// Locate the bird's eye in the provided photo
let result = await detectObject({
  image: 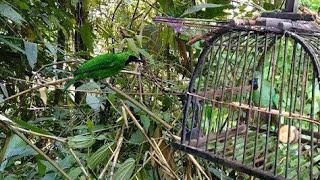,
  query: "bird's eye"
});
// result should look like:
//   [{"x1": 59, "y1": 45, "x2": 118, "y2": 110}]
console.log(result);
[{"x1": 253, "y1": 78, "x2": 259, "y2": 90}]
